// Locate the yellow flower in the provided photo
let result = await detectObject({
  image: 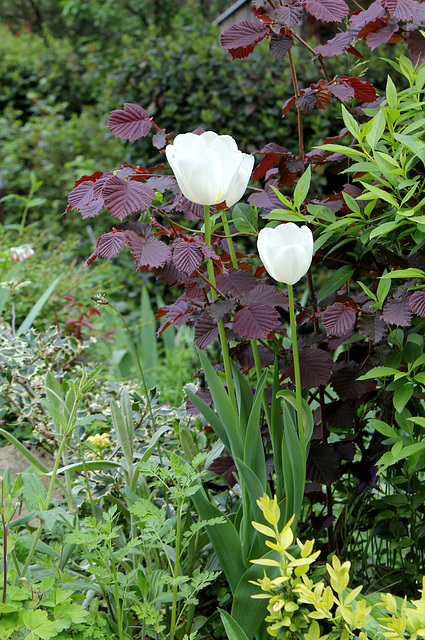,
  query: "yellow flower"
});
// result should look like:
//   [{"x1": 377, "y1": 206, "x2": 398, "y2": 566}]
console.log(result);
[{"x1": 87, "y1": 433, "x2": 112, "y2": 449}]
